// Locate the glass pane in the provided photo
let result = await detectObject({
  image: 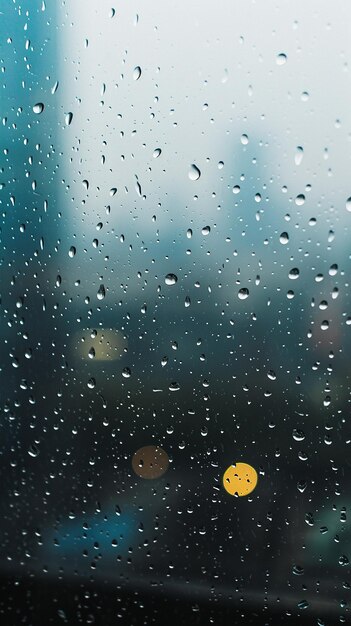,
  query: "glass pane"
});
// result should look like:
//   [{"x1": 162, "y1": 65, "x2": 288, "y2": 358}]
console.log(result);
[{"x1": 1, "y1": 1, "x2": 351, "y2": 623}]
